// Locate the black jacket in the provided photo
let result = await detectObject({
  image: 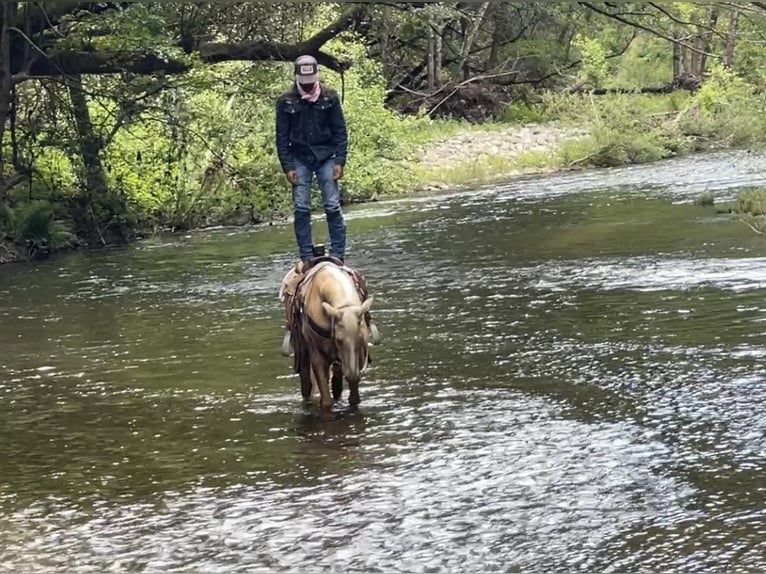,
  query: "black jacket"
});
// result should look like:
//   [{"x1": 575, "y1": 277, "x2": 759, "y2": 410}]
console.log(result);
[{"x1": 275, "y1": 83, "x2": 348, "y2": 172}]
